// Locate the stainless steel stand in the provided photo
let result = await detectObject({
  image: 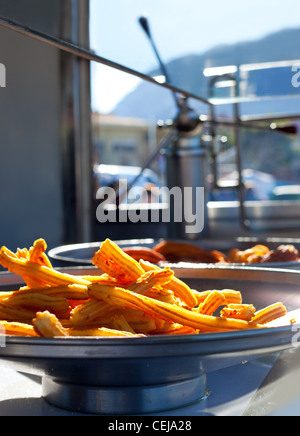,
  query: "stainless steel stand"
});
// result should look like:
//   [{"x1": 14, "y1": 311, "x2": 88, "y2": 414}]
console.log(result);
[{"x1": 42, "y1": 374, "x2": 207, "y2": 415}]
